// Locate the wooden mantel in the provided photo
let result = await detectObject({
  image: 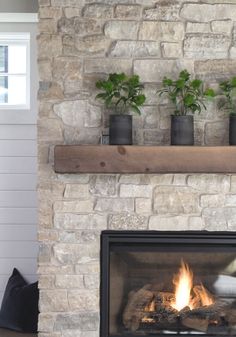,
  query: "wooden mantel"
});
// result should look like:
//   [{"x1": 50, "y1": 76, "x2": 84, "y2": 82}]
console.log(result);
[{"x1": 54, "y1": 145, "x2": 236, "y2": 174}]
